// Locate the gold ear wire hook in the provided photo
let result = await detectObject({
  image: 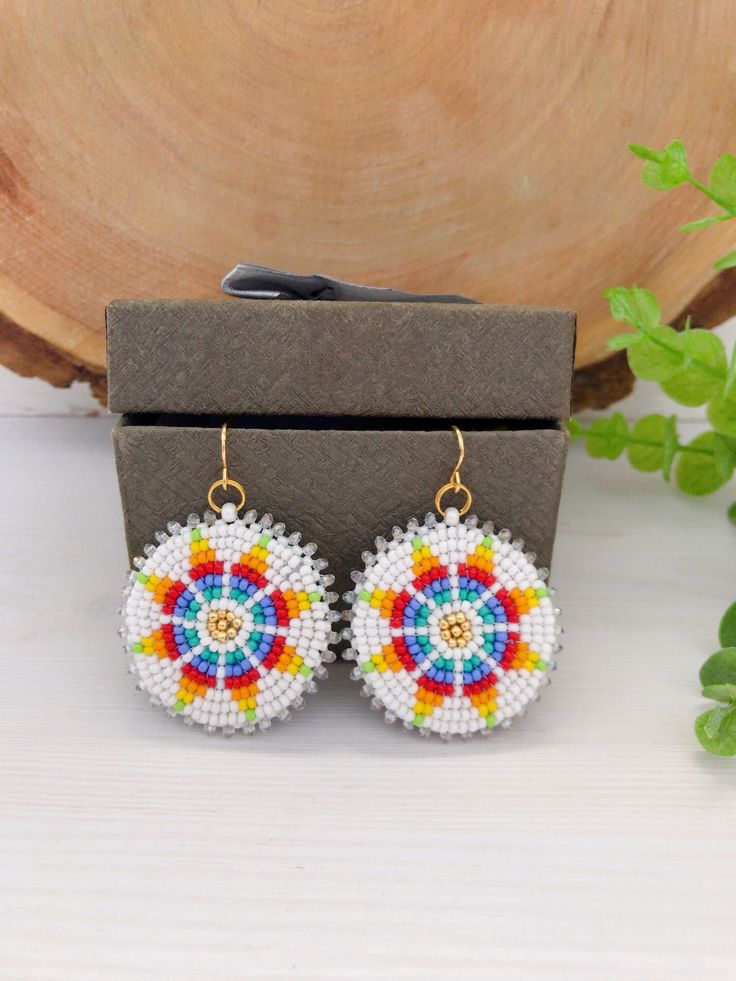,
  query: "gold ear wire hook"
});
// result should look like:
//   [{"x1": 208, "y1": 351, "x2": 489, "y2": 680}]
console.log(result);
[
  {"x1": 434, "y1": 425, "x2": 473, "y2": 517},
  {"x1": 208, "y1": 422, "x2": 246, "y2": 514},
  {"x1": 221, "y1": 420, "x2": 229, "y2": 486},
  {"x1": 450, "y1": 424, "x2": 464, "y2": 489}
]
